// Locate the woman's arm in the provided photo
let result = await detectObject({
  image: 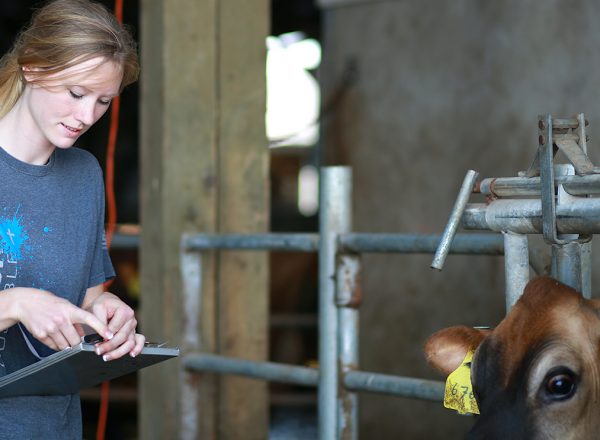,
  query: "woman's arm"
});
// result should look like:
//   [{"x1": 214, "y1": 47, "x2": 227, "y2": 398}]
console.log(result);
[{"x1": 82, "y1": 284, "x2": 145, "y2": 360}]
